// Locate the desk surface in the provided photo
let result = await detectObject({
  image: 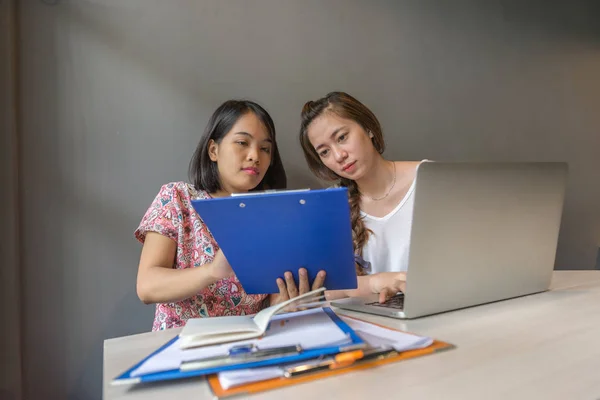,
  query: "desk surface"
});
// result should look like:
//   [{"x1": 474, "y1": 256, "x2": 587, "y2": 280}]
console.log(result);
[{"x1": 104, "y1": 271, "x2": 600, "y2": 400}]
